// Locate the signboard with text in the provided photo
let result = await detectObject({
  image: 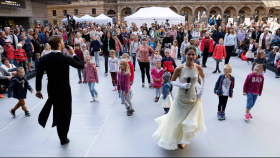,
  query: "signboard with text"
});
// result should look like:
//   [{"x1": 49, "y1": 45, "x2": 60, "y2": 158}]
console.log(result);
[{"x1": 0, "y1": 0, "x2": 26, "y2": 8}]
